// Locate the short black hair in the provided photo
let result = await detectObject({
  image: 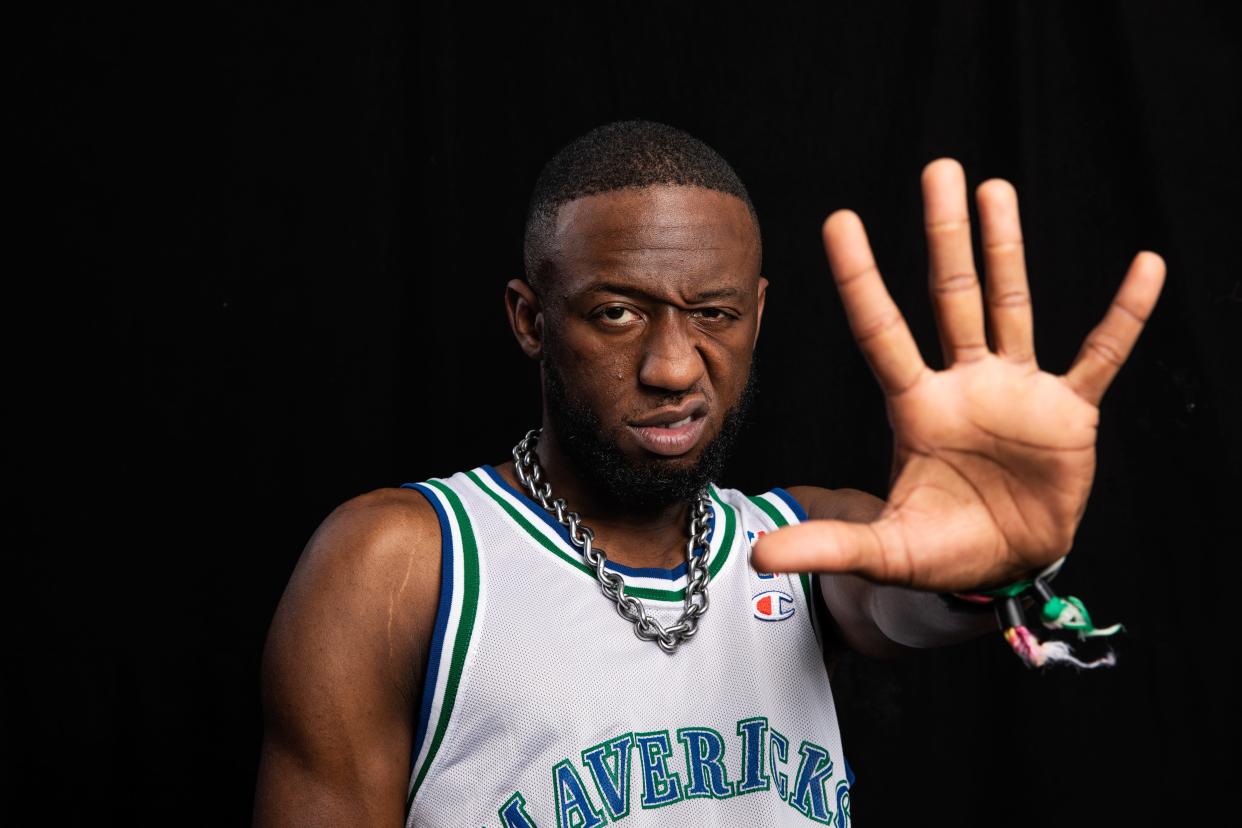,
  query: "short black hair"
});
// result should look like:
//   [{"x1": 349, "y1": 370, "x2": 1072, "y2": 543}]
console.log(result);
[{"x1": 523, "y1": 119, "x2": 761, "y2": 291}]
